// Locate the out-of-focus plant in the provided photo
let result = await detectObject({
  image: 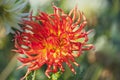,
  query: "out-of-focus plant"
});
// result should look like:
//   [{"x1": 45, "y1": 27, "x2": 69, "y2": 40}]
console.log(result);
[
  {"x1": 63, "y1": 0, "x2": 108, "y2": 26},
  {"x1": 0, "y1": 0, "x2": 28, "y2": 38},
  {"x1": 29, "y1": 0, "x2": 52, "y2": 16}
]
